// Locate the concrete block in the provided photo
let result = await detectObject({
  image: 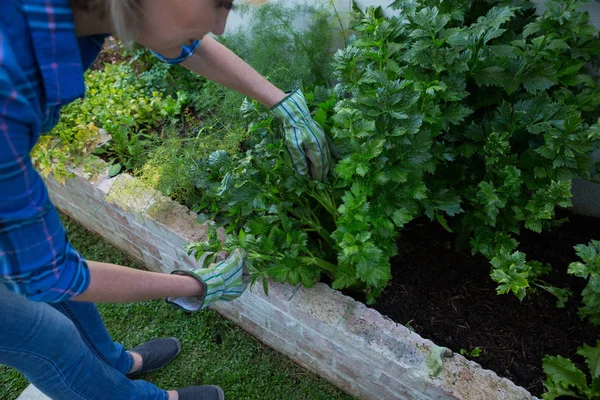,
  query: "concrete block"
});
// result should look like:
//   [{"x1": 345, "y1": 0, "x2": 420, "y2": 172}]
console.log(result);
[
  {"x1": 16, "y1": 385, "x2": 50, "y2": 400},
  {"x1": 47, "y1": 163, "x2": 539, "y2": 400},
  {"x1": 290, "y1": 283, "x2": 355, "y2": 328}
]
